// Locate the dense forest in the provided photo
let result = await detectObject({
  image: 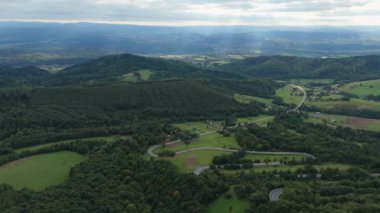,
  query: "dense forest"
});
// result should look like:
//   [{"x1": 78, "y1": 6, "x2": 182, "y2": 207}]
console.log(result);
[{"x1": 0, "y1": 52, "x2": 379, "y2": 212}]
